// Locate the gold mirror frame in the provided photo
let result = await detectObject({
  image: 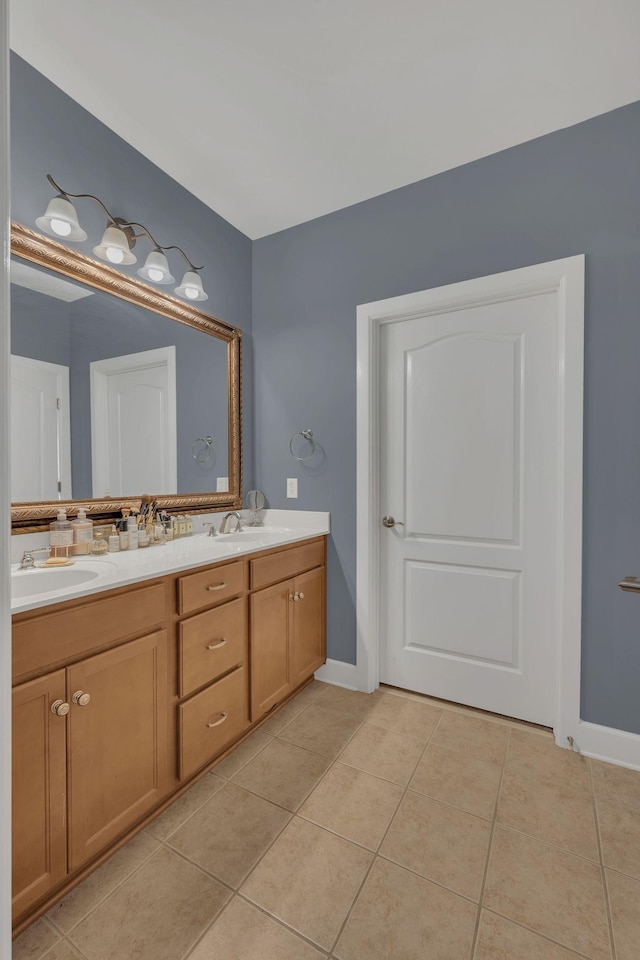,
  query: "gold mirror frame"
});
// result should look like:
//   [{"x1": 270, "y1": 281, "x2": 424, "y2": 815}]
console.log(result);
[{"x1": 10, "y1": 222, "x2": 242, "y2": 533}]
